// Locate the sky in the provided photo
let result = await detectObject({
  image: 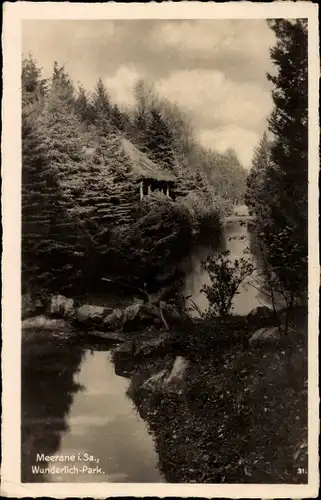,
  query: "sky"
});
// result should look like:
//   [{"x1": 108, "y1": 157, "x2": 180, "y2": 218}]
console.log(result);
[{"x1": 22, "y1": 19, "x2": 276, "y2": 169}]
